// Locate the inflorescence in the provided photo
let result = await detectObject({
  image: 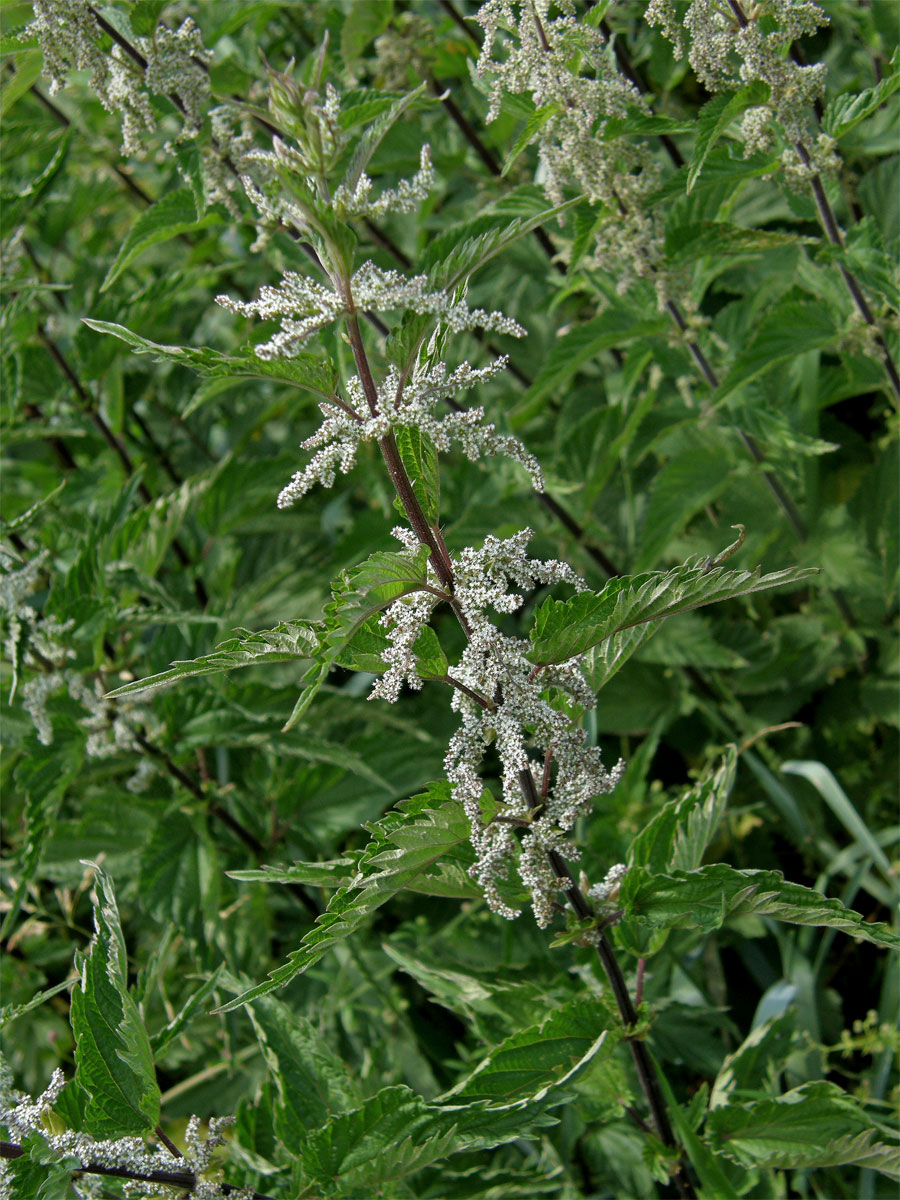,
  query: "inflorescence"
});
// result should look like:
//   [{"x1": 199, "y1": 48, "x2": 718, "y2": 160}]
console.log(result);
[
  {"x1": 646, "y1": 0, "x2": 835, "y2": 183},
  {"x1": 26, "y1": 0, "x2": 212, "y2": 156},
  {"x1": 375, "y1": 528, "x2": 624, "y2": 927},
  {"x1": 475, "y1": 0, "x2": 664, "y2": 295},
  {"x1": 0, "y1": 1060, "x2": 251, "y2": 1200}
]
